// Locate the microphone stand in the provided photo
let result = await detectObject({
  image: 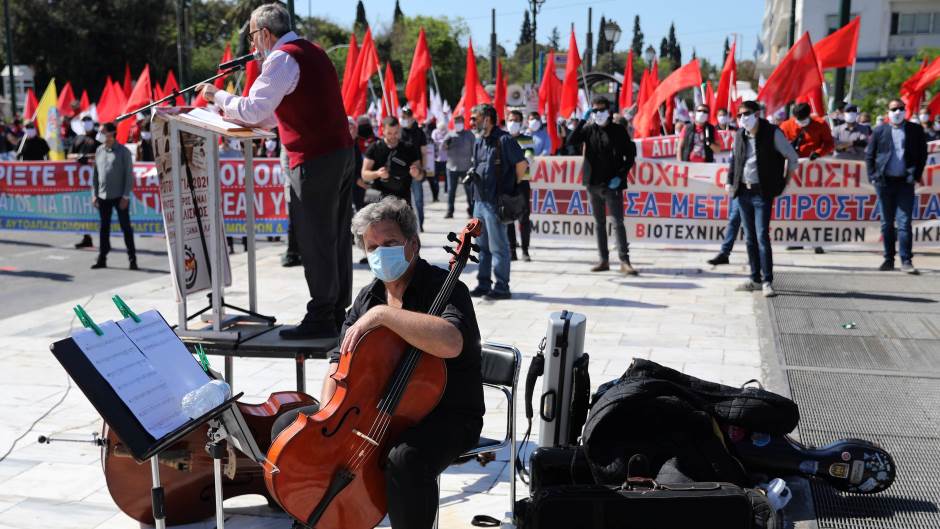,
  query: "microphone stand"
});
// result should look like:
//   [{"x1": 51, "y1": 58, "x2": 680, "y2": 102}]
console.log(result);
[{"x1": 115, "y1": 63, "x2": 247, "y2": 123}]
